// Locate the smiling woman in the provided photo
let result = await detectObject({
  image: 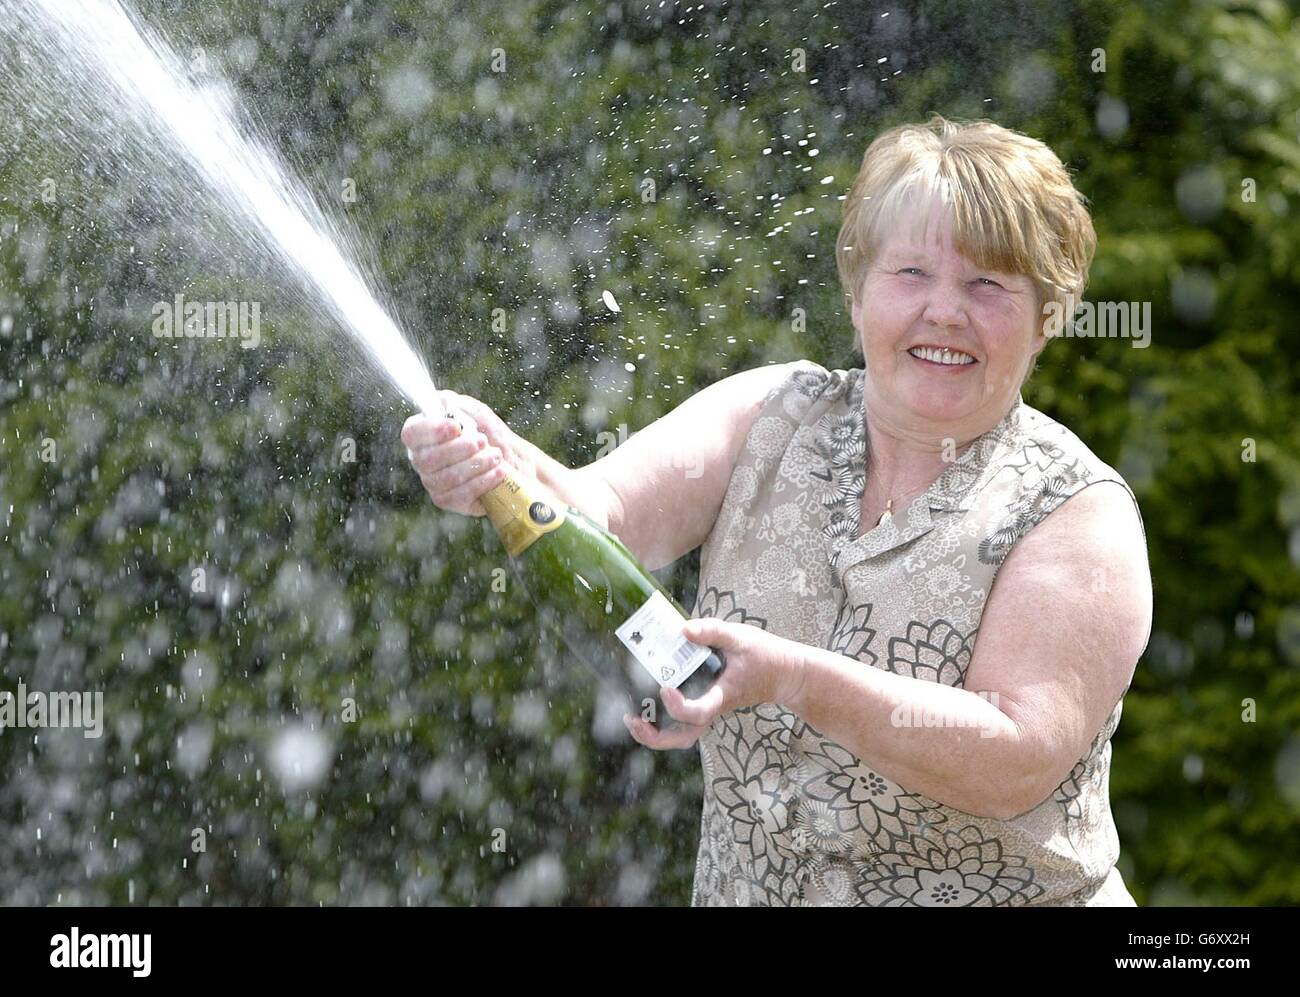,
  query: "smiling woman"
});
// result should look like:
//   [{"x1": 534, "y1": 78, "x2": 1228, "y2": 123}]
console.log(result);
[
  {"x1": 403, "y1": 114, "x2": 1152, "y2": 907},
  {"x1": 666, "y1": 116, "x2": 1150, "y2": 906}
]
